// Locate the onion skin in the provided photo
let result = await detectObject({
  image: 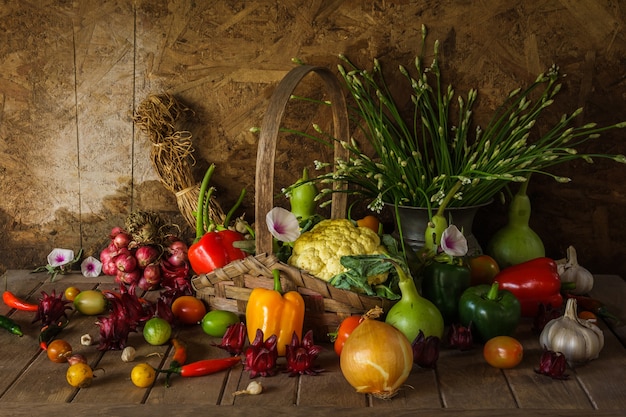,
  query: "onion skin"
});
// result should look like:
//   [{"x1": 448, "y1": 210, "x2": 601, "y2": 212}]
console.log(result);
[{"x1": 340, "y1": 318, "x2": 413, "y2": 399}]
